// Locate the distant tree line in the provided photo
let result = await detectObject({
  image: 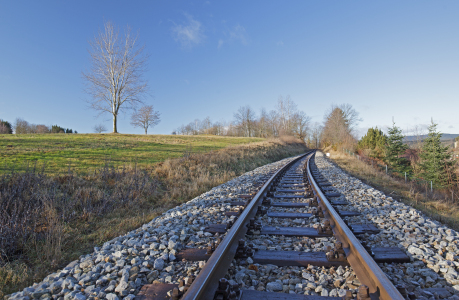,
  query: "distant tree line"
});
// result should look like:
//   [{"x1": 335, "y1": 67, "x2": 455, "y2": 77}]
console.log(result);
[
  {"x1": 174, "y1": 95, "x2": 313, "y2": 143},
  {"x1": 0, "y1": 118, "x2": 76, "y2": 134}
]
